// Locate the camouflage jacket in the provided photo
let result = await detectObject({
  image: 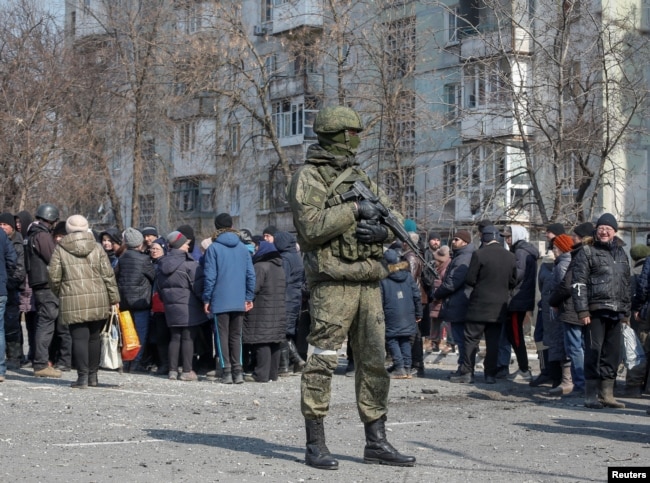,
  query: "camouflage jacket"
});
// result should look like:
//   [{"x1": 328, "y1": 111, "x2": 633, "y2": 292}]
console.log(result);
[{"x1": 287, "y1": 144, "x2": 395, "y2": 285}]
